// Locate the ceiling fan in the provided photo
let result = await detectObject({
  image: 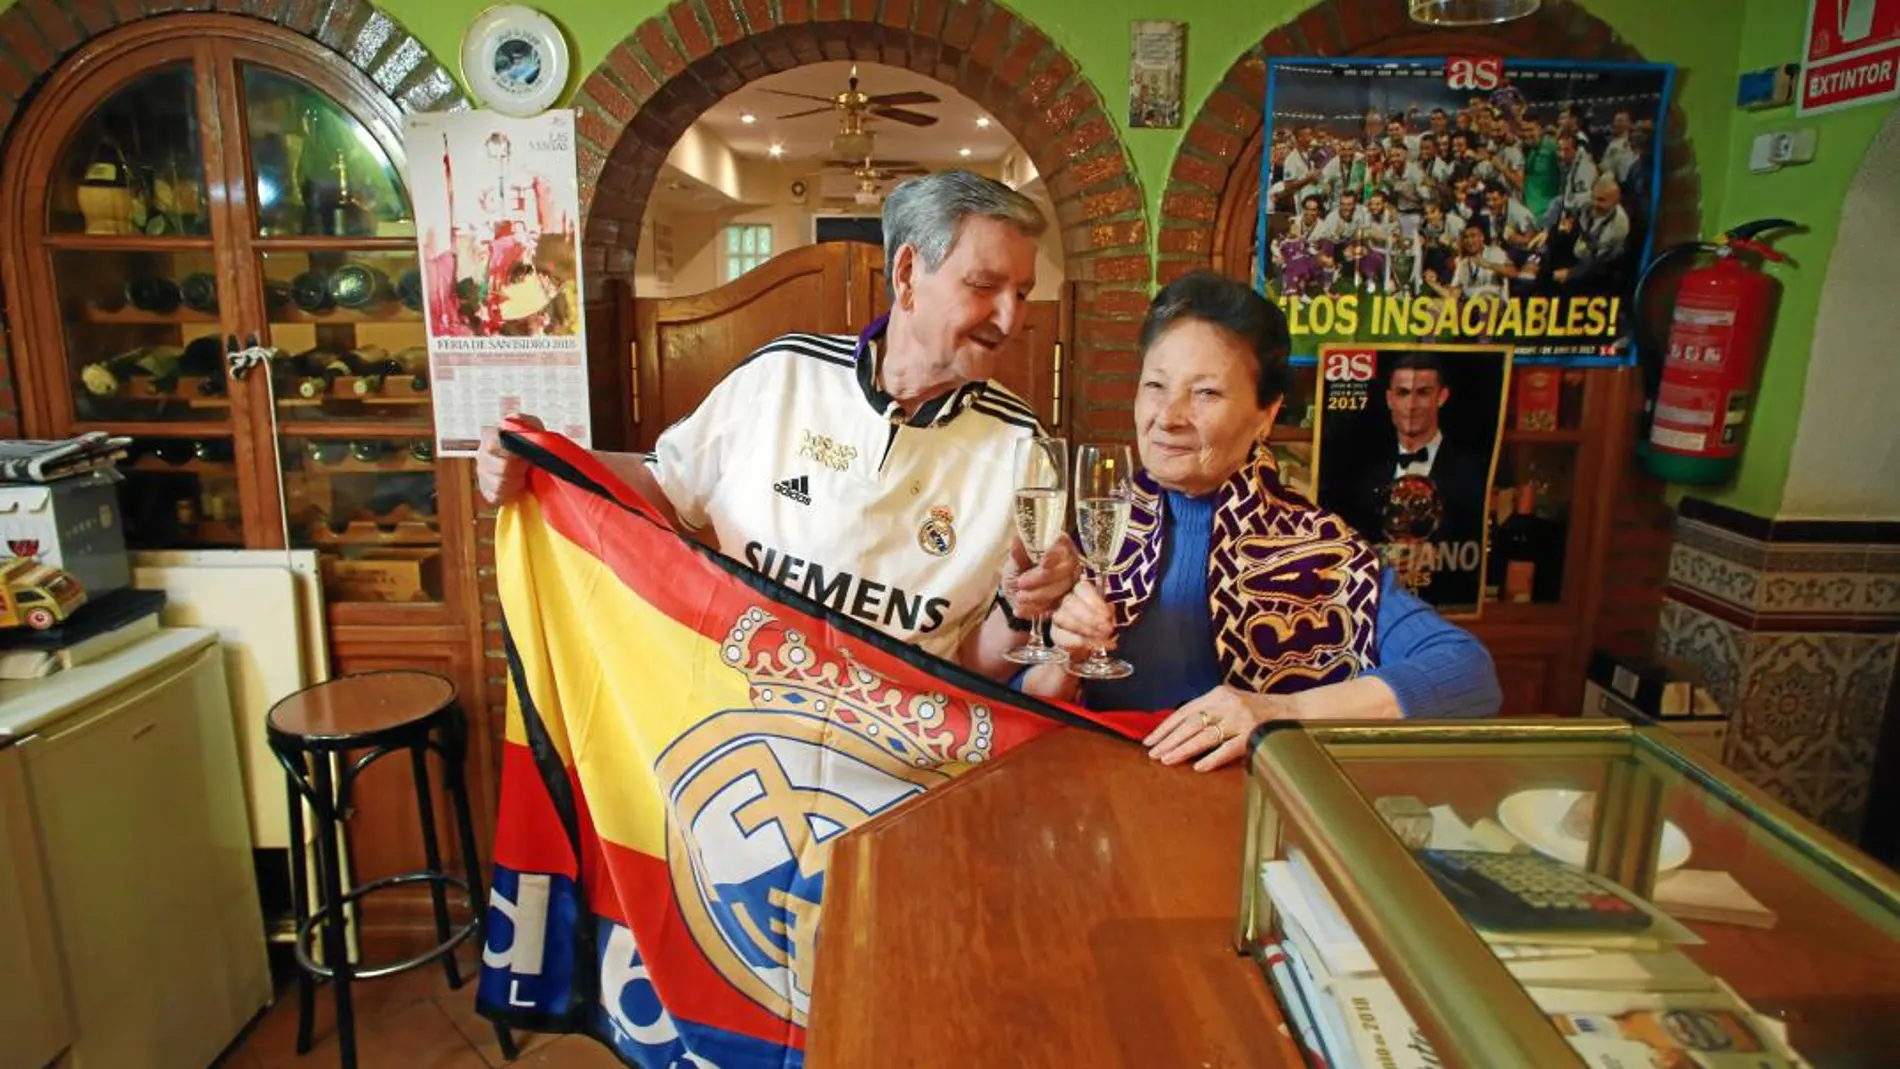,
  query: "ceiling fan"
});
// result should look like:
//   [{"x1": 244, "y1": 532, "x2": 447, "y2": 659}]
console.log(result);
[
  {"x1": 822, "y1": 156, "x2": 928, "y2": 205},
  {"x1": 765, "y1": 65, "x2": 940, "y2": 159}
]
